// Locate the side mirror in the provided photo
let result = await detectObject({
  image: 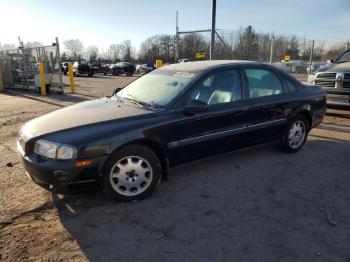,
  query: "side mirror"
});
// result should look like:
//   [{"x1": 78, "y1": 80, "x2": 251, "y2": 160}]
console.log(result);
[
  {"x1": 183, "y1": 100, "x2": 208, "y2": 114},
  {"x1": 113, "y1": 87, "x2": 122, "y2": 95}
]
